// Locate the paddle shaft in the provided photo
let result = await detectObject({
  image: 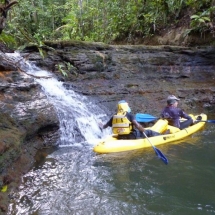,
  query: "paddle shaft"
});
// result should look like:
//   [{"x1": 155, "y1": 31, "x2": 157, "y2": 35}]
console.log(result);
[
  {"x1": 196, "y1": 120, "x2": 215, "y2": 123},
  {"x1": 143, "y1": 132, "x2": 155, "y2": 149},
  {"x1": 143, "y1": 132, "x2": 168, "y2": 165},
  {"x1": 137, "y1": 113, "x2": 214, "y2": 124}
]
